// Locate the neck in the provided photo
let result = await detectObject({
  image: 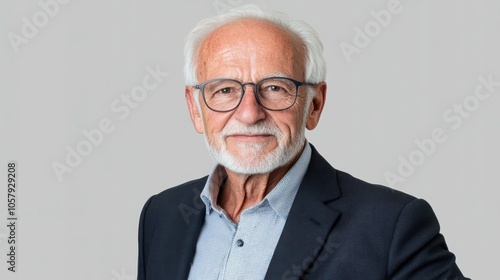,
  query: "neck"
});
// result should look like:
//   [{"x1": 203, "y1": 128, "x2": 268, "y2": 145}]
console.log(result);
[{"x1": 217, "y1": 144, "x2": 304, "y2": 223}]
